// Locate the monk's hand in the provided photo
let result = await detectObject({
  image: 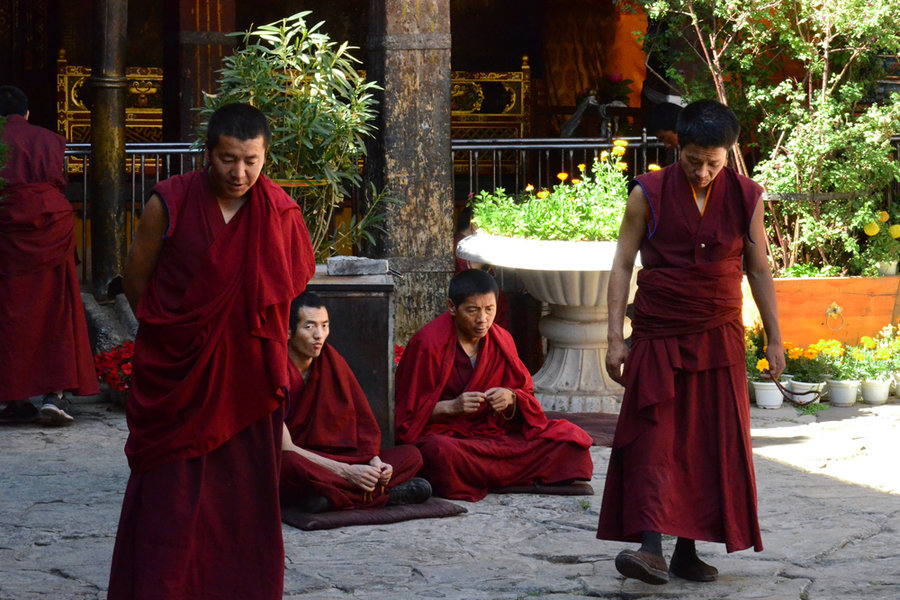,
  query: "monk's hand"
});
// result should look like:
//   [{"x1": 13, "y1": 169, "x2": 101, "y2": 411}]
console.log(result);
[
  {"x1": 370, "y1": 456, "x2": 393, "y2": 486},
  {"x1": 764, "y1": 340, "x2": 786, "y2": 381},
  {"x1": 605, "y1": 338, "x2": 629, "y2": 385},
  {"x1": 453, "y1": 391, "x2": 486, "y2": 416},
  {"x1": 341, "y1": 464, "x2": 381, "y2": 492},
  {"x1": 485, "y1": 387, "x2": 514, "y2": 413}
]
